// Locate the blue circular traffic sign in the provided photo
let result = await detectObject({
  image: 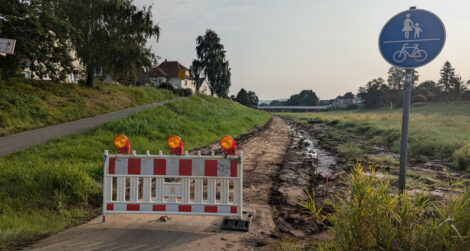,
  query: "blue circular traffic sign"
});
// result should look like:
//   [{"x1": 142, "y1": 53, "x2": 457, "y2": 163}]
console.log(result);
[{"x1": 379, "y1": 8, "x2": 445, "y2": 69}]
